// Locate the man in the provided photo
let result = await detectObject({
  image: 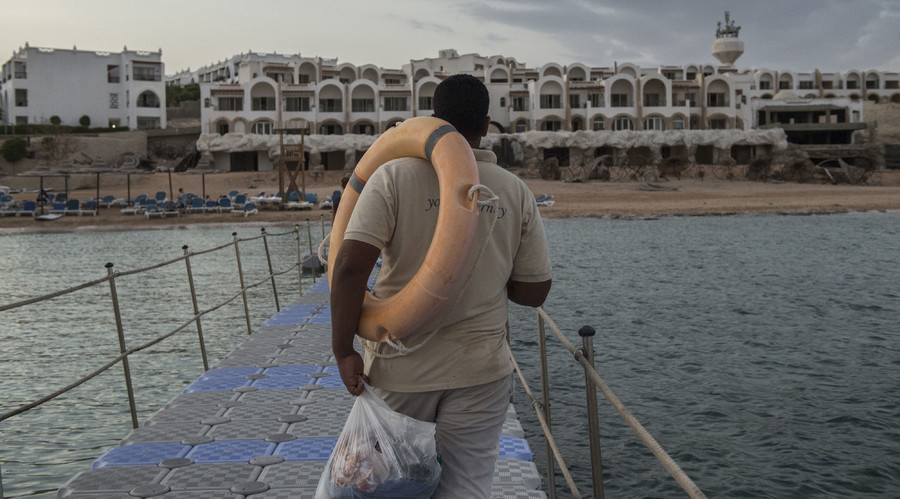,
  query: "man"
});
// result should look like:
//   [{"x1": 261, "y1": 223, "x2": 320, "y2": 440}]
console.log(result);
[{"x1": 330, "y1": 74, "x2": 551, "y2": 498}]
